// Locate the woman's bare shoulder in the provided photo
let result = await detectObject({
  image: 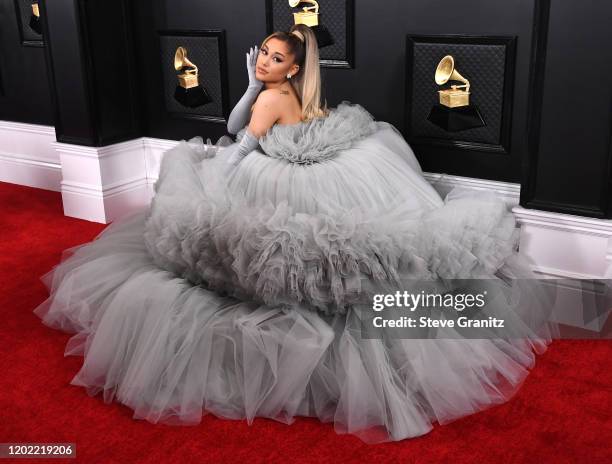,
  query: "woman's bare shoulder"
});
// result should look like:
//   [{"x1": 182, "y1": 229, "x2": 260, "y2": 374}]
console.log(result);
[
  {"x1": 250, "y1": 88, "x2": 282, "y2": 113},
  {"x1": 251, "y1": 89, "x2": 284, "y2": 115},
  {"x1": 256, "y1": 88, "x2": 289, "y2": 106},
  {"x1": 254, "y1": 88, "x2": 301, "y2": 124}
]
